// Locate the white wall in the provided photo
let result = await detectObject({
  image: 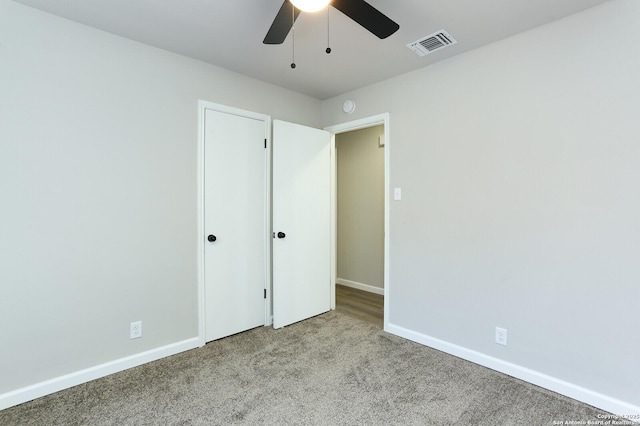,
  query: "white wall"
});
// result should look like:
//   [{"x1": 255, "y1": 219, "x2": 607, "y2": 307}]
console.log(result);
[
  {"x1": 324, "y1": 0, "x2": 639, "y2": 414},
  {"x1": 0, "y1": 0, "x2": 321, "y2": 404},
  {"x1": 336, "y1": 125, "x2": 385, "y2": 291}
]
